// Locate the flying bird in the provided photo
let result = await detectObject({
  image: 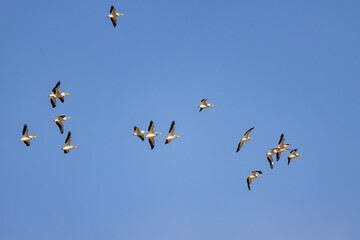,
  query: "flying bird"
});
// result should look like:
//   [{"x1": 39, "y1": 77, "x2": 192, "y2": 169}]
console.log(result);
[
  {"x1": 132, "y1": 126, "x2": 147, "y2": 141},
  {"x1": 53, "y1": 115, "x2": 71, "y2": 134},
  {"x1": 165, "y1": 121, "x2": 181, "y2": 144},
  {"x1": 266, "y1": 148, "x2": 279, "y2": 169},
  {"x1": 145, "y1": 121, "x2": 163, "y2": 149},
  {"x1": 48, "y1": 81, "x2": 70, "y2": 108},
  {"x1": 247, "y1": 170, "x2": 263, "y2": 191},
  {"x1": 198, "y1": 98, "x2": 215, "y2": 112},
  {"x1": 61, "y1": 131, "x2": 78, "y2": 154},
  {"x1": 236, "y1": 127, "x2": 254, "y2": 152},
  {"x1": 107, "y1": 5, "x2": 124, "y2": 27},
  {"x1": 287, "y1": 148, "x2": 303, "y2": 165},
  {"x1": 19, "y1": 124, "x2": 37, "y2": 146},
  {"x1": 276, "y1": 134, "x2": 291, "y2": 161}
]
